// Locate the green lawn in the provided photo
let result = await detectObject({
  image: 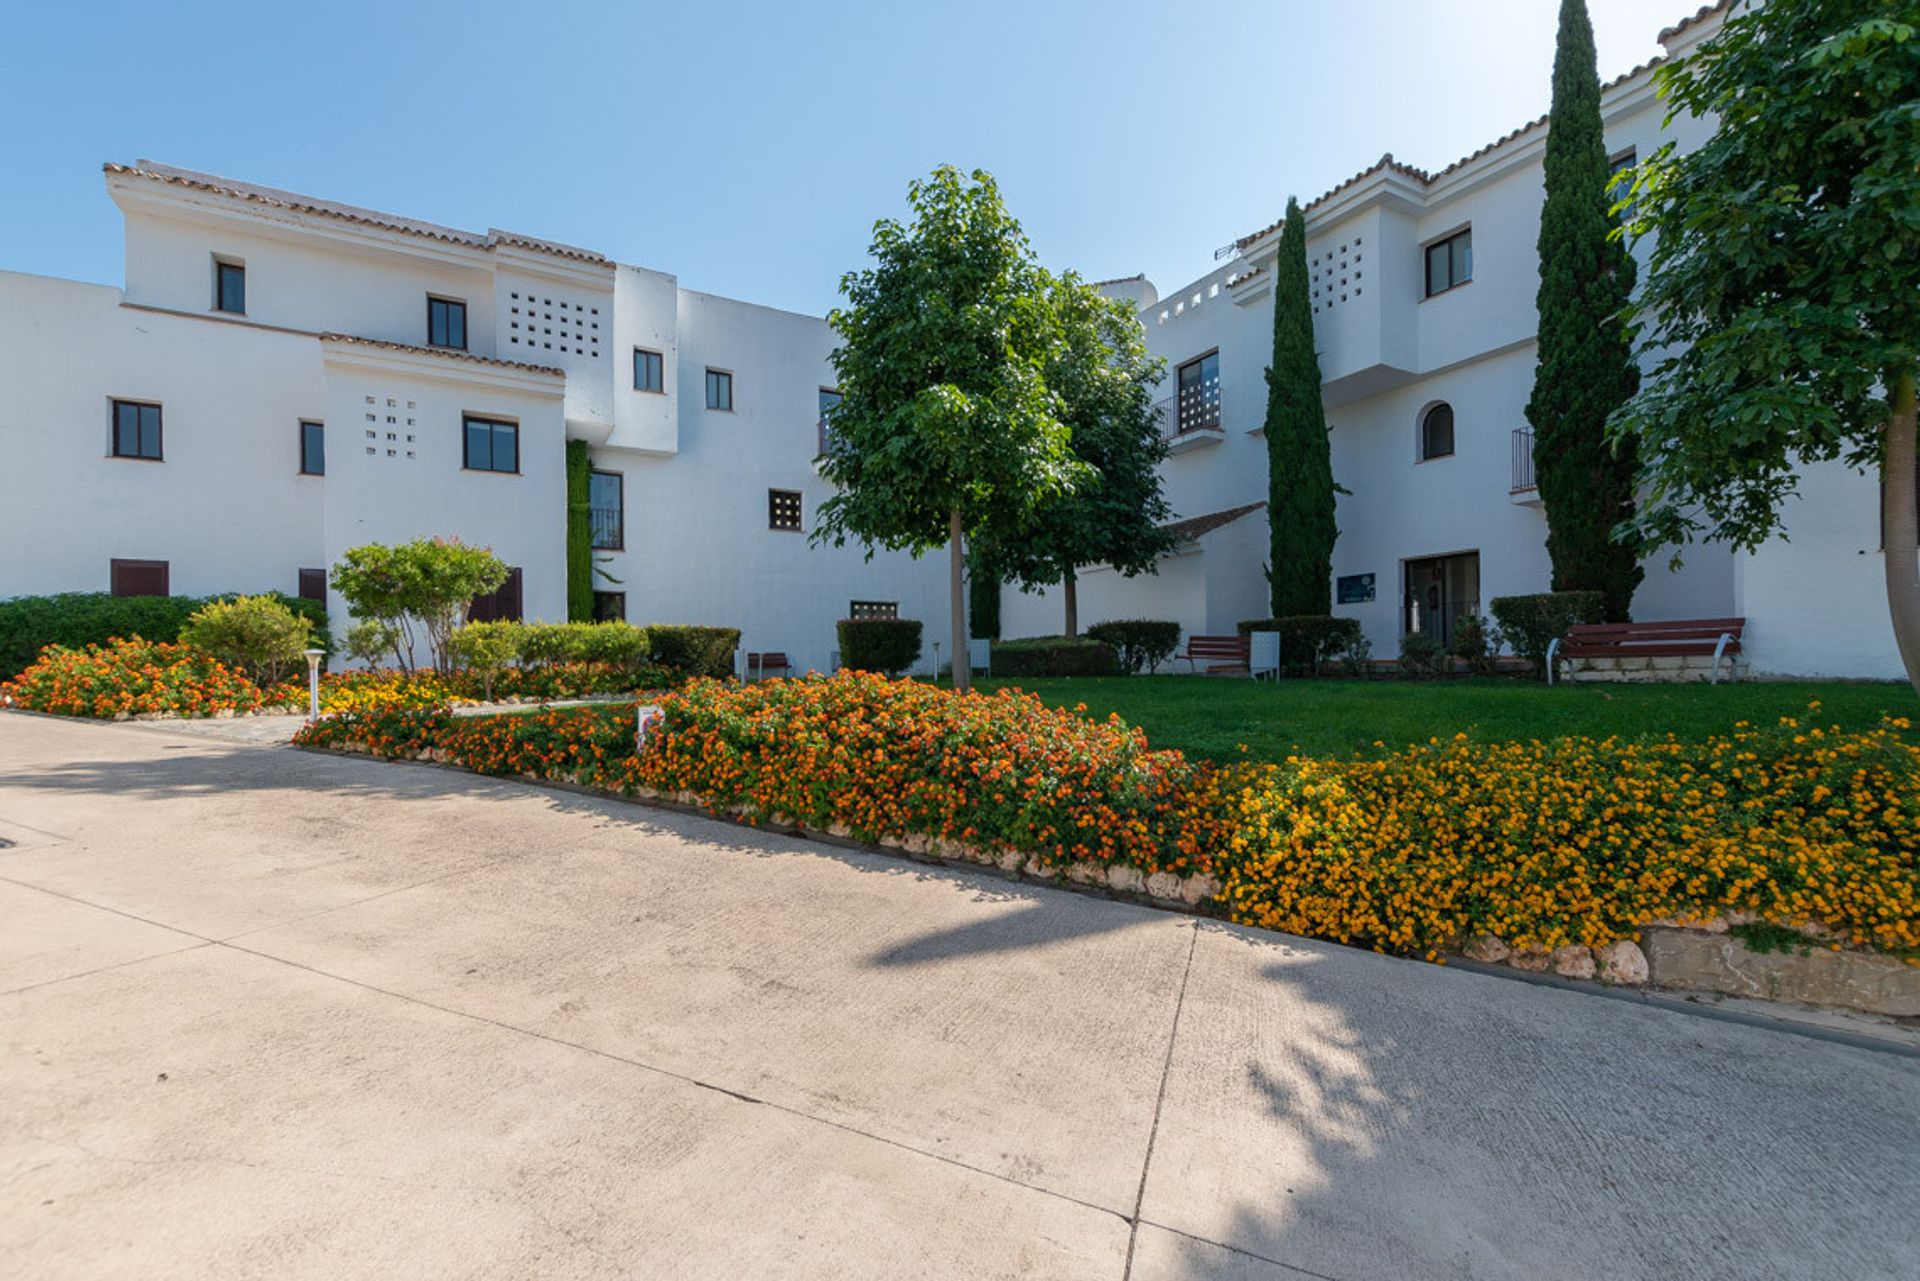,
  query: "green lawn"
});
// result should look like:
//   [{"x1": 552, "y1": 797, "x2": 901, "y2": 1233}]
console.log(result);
[{"x1": 970, "y1": 675, "x2": 1920, "y2": 762}]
